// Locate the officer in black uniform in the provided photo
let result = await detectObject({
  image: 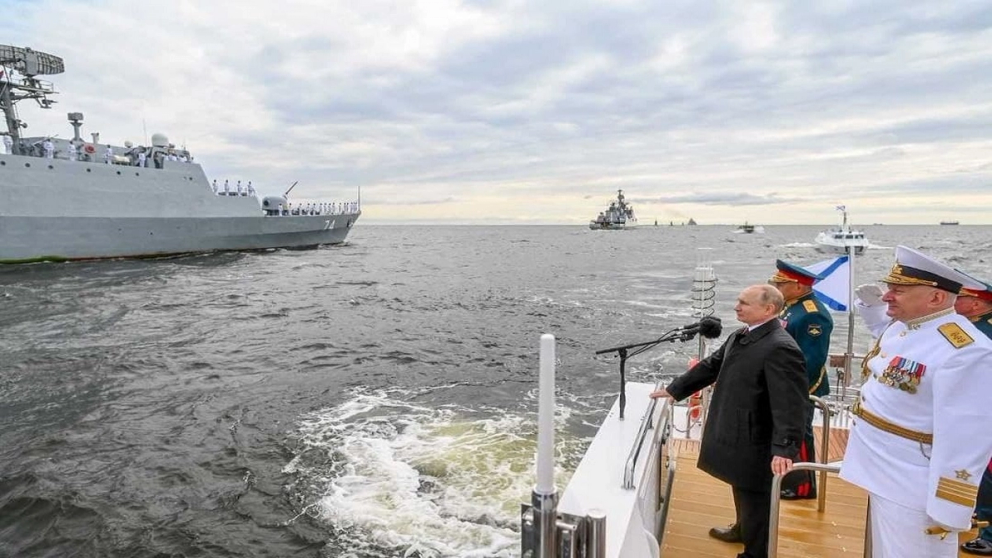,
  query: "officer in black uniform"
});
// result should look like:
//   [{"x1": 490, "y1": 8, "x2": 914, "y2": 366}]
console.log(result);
[
  {"x1": 959, "y1": 277, "x2": 992, "y2": 556},
  {"x1": 769, "y1": 259, "x2": 833, "y2": 500}
]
